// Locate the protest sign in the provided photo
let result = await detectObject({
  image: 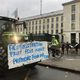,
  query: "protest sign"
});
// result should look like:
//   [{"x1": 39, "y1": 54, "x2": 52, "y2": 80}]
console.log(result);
[{"x1": 8, "y1": 41, "x2": 48, "y2": 69}]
